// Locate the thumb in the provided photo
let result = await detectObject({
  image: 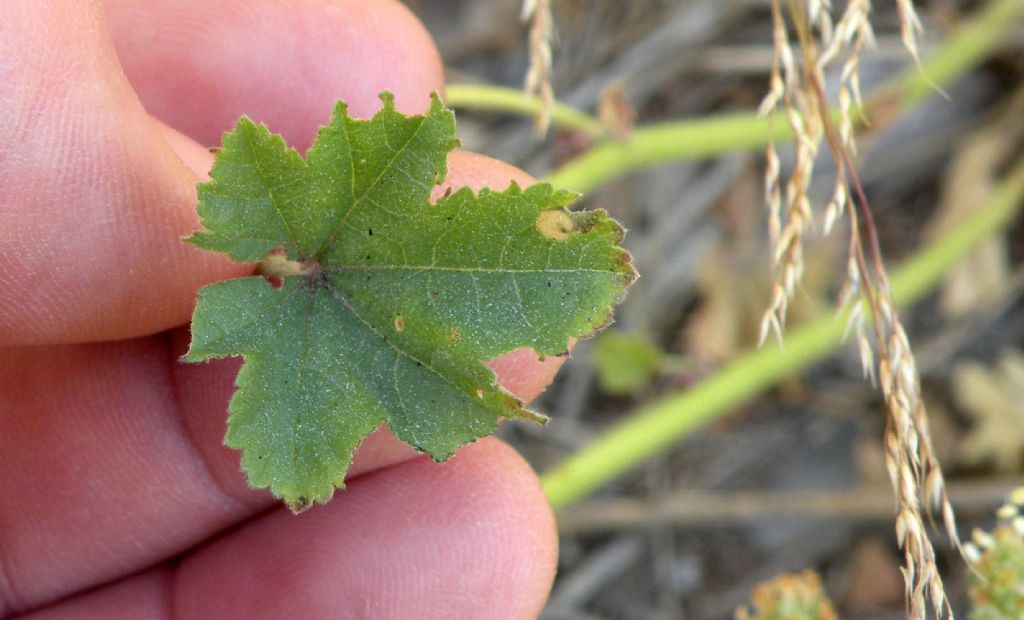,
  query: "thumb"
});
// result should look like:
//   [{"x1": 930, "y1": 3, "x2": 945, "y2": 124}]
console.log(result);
[{"x1": 0, "y1": 0, "x2": 245, "y2": 346}]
